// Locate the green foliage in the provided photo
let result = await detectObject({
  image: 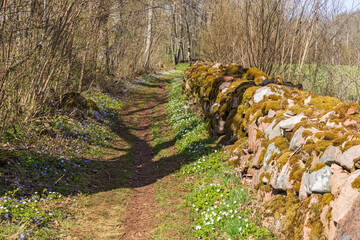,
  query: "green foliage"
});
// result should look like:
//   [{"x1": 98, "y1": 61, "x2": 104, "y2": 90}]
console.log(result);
[
  {"x1": 0, "y1": 91, "x2": 124, "y2": 238},
  {"x1": 164, "y1": 78, "x2": 276, "y2": 239}
]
